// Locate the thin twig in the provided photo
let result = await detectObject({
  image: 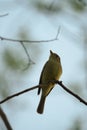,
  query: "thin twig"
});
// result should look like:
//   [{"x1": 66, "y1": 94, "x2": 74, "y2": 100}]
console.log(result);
[
  {"x1": 0, "y1": 13, "x2": 9, "y2": 17},
  {"x1": 0, "y1": 36, "x2": 57, "y2": 43},
  {"x1": 0, "y1": 30, "x2": 59, "y2": 70},
  {"x1": 0, "y1": 81, "x2": 87, "y2": 106},
  {"x1": 20, "y1": 41, "x2": 32, "y2": 63},
  {"x1": 20, "y1": 41, "x2": 35, "y2": 70},
  {"x1": 0, "y1": 85, "x2": 39, "y2": 104},
  {"x1": 56, "y1": 26, "x2": 61, "y2": 40},
  {"x1": 55, "y1": 80, "x2": 87, "y2": 105},
  {"x1": 0, "y1": 29, "x2": 59, "y2": 43},
  {"x1": 0, "y1": 107, "x2": 12, "y2": 130}
]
